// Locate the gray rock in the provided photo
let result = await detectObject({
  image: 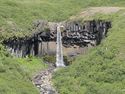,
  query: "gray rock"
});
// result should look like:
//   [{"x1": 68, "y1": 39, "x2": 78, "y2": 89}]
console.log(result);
[{"x1": 32, "y1": 65, "x2": 58, "y2": 94}]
